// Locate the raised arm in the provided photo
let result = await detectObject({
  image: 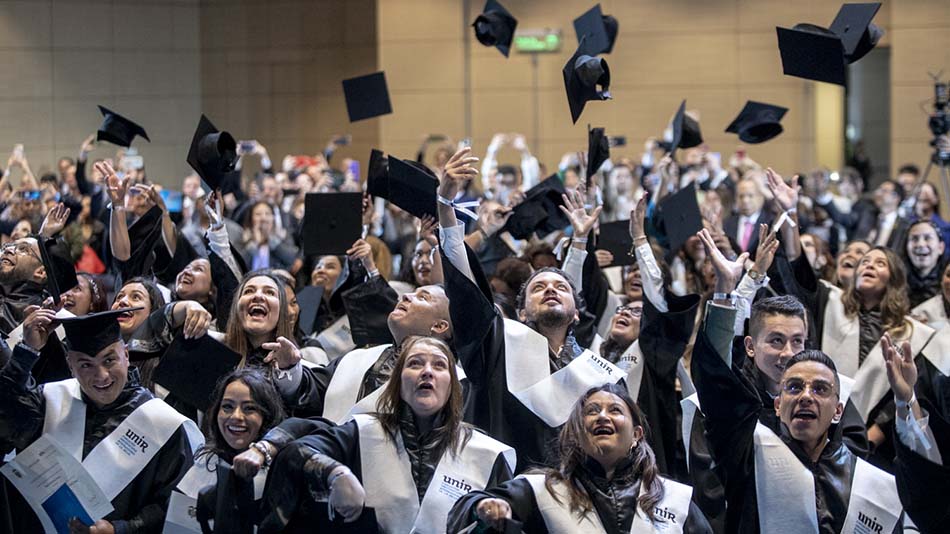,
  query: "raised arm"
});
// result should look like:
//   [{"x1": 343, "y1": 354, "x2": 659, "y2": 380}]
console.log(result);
[
  {"x1": 102, "y1": 160, "x2": 132, "y2": 262},
  {"x1": 558, "y1": 186, "x2": 601, "y2": 287},
  {"x1": 766, "y1": 167, "x2": 801, "y2": 261},
  {"x1": 437, "y1": 146, "x2": 480, "y2": 282}
]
